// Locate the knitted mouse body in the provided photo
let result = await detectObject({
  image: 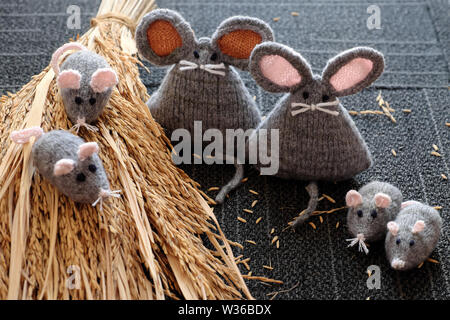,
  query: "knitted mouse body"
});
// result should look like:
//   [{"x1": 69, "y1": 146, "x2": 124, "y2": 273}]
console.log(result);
[
  {"x1": 51, "y1": 43, "x2": 118, "y2": 133},
  {"x1": 255, "y1": 93, "x2": 371, "y2": 181},
  {"x1": 136, "y1": 9, "x2": 274, "y2": 202},
  {"x1": 10, "y1": 127, "x2": 120, "y2": 207},
  {"x1": 249, "y1": 43, "x2": 385, "y2": 226},
  {"x1": 148, "y1": 51, "x2": 261, "y2": 138},
  {"x1": 386, "y1": 201, "x2": 442, "y2": 270}
]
